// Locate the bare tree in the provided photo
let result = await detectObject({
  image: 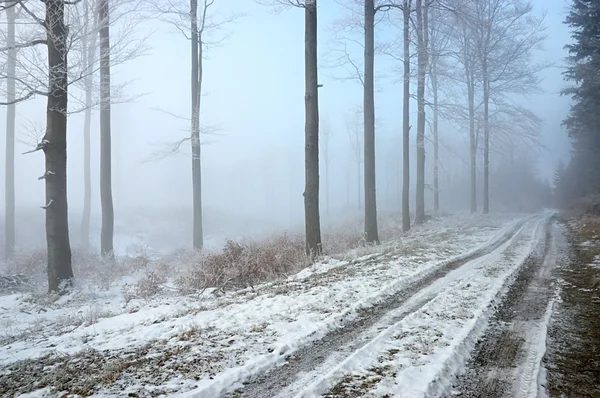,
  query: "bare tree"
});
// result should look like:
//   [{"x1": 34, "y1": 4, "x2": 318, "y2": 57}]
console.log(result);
[
  {"x1": 4, "y1": 1, "x2": 17, "y2": 260},
  {"x1": 149, "y1": 0, "x2": 239, "y2": 250},
  {"x1": 414, "y1": 0, "x2": 431, "y2": 224},
  {"x1": 427, "y1": 5, "x2": 451, "y2": 213},
  {"x1": 470, "y1": 0, "x2": 546, "y2": 213},
  {"x1": 402, "y1": 0, "x2": 411, "y2": 231},
  {"x1": 257, "y1": 0, "x2": 321, "y2": 257},
  {"x1": 0, "y1": 0, "x2": 77, "y2": 292},
  {"x1": 80, "y1": 0, "x2": 98, "y2": 250},
  {"x1": 0, "y1": 0, "x2": 75, "y2": 292},
  {"x1": 98, "y1": 0, "x2": 114, "y2": 257}
]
